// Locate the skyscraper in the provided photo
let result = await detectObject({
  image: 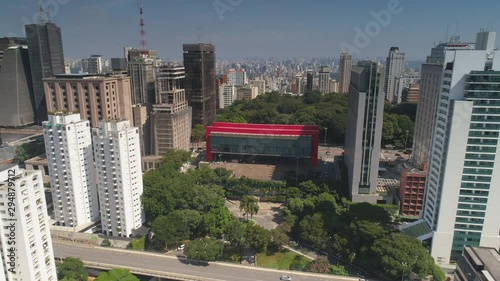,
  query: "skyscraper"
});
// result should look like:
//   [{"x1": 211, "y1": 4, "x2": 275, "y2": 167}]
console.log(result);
[
  {"x1": 418, "y1": 43, "x2": 500, "y2": 265},
  {"x1": 318, "y1": 66, "x2": 331, "y2": 94},
  {"x1": 128, "y1": 56, "x2": 156, "y2": 105},
  {"x1": 344, "y1": 61, "x2": 385, "y2": 203},
  {"x1": 43, "y1": 112, "x2": 99, "y2": 227},
  {"x1": 339, "y1": 53, "x2": 352, "y2": 93},
  {"x1": 412, "y1": 39, "x2": 477, "y2": 168},
  {"x1": 0, "y1": 46, "x2": 35, "y2": 126},
  {"x1": 402, "y1": 33, "x2": 500, "y2": 264},
  {"x1": 219, "y1": 84, "x2": 237, "y2": 108},
  {"x1": 0, "y1": 165, "x2": 57, "y2": 281},
  {"x1": 43, "y1": 73, "x2": 133, "y2": 128},
  {"x1": 0, "y1": 37, "x2": 27, "y2": 68},
  {"x1": 25, "y1": 23, "x2": 65, "y2": 123},
  {"x1": 183, "y1": 44, "x2": 216, "y2": 126},
  {"x1": 384, "y1": 47, "x2": 405, "y2": 103},
  {"x1": 306, "y1": 69, "x2": 313, "y2": 92},
  {"x1": 227, "y1": 69, "x2": 247, "y2": 86},
  {"x1": 92, "y1": 120, "x2": 145, "y2": 237},
  {"x1": 88, "y1": 55, "x2": 103, "y2": 74},
  {"x1": 295, "y1": 74, "x2": 303, "y2": 95},
  {"x1": 151, "y1": 65, "x2": 192, "y2": 155}
]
